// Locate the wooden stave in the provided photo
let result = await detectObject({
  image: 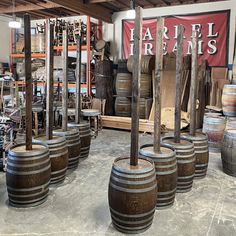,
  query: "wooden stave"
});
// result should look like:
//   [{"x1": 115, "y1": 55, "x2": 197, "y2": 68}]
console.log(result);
[
  {"x1": 108, "y1": 157, "x2": 157, "y2": 234},
  {"x1": 222, "y1": 85, "x2": 236, "y2": 117},
  {"x1": 115, "y1": 73, "x2": 132, "y2": 97},
  {"x1": 139, "y1": 143, "x2": 177, "y2": 209},
  {"x1": 6, "y1": 142, "x2": 51, "y2": 207}
]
